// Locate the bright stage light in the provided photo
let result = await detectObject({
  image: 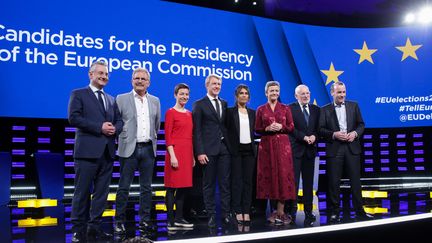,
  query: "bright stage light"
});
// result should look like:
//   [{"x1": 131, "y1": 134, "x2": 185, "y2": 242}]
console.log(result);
[
  {"x1": 404, "y1": 13, "x2": 415, "y2": 23},
  {"x1": 418, "y1": 7, "x2": 432, "y2": 24},
  {"x1": 403, "y1": 6, "x2": 432, "y2": 25}
]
